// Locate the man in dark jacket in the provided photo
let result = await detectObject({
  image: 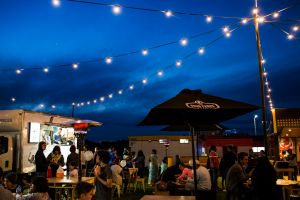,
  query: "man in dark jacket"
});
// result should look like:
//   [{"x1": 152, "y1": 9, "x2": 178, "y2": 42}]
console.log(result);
[{"x1": 35, "y1": 141, "x2": 48, "y2": 177}]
